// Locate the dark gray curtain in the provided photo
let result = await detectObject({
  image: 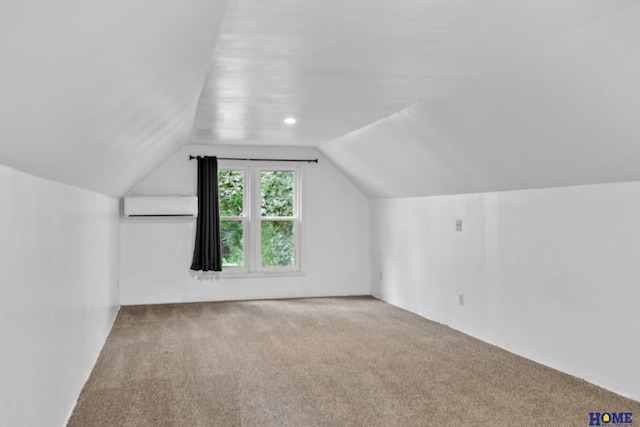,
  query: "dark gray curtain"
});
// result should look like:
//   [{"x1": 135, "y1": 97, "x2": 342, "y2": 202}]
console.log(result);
[{"x1": 191, "y1": 156, "x2": 222, "y2": 272}]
